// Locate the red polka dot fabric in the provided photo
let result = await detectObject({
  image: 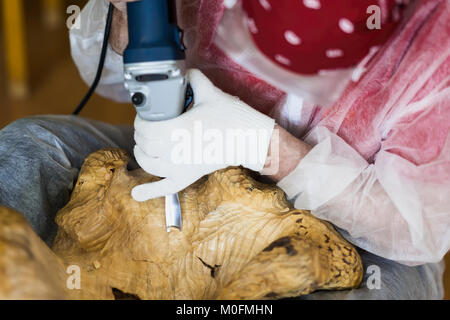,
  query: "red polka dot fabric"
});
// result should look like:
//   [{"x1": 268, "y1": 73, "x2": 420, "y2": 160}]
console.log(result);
[{"x1": 242, "y1": 0, "x2": 409, "y2": 74}]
